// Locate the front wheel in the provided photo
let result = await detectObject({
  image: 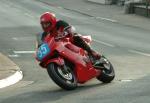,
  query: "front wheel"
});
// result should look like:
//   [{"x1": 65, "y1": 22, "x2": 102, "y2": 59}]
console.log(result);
[
  {"x1": 47, "y1": 63, "x2": 77, "y2": 90},
  {"x1": 96, "y1": 56, "x2": 115, "y2": 83}
]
